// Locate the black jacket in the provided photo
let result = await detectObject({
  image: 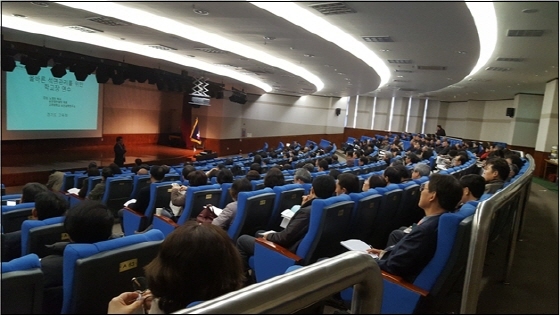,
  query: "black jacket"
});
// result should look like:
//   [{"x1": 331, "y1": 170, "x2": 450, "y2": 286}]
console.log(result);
[{"x1": 267, "y1": 199, "x2": 314, "y2": 253}]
